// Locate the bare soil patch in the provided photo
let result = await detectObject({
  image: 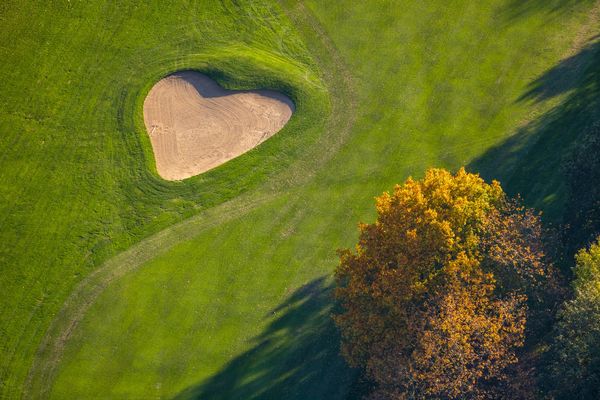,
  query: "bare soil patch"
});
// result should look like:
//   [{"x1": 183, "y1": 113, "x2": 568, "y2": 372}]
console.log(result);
[{"x1": 143, "y1": 71, "x2": 294, "y2": 180}]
